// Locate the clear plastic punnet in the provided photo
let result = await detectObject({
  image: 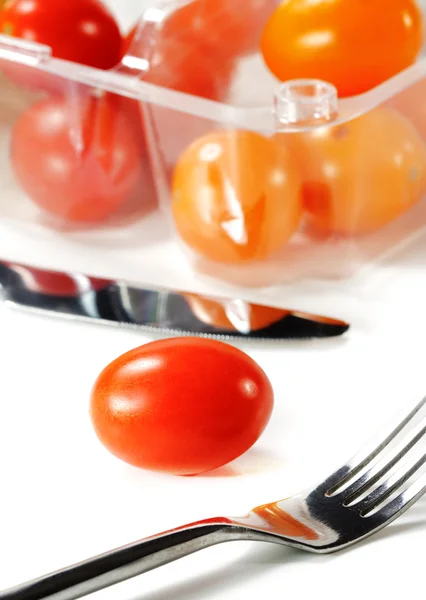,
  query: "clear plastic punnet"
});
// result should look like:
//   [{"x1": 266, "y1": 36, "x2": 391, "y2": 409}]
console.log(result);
[{"x1": 1, "y1": 0, "x2": 426, "y2": 322}]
